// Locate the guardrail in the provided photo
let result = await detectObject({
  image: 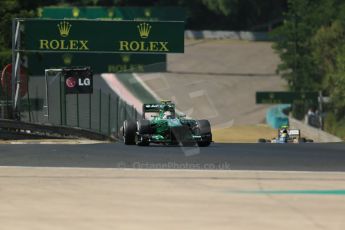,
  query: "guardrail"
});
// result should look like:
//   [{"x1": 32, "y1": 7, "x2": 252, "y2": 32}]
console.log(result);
[
  {"x1": 0, "y1": 119, "x2": 111, "y2": 141},
  {"x1": 289, "y1": 117, "x2": 343, "y2": 143},
  {"x1": 1, "y1": 72, "x2": 141, "y2": 140}
]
